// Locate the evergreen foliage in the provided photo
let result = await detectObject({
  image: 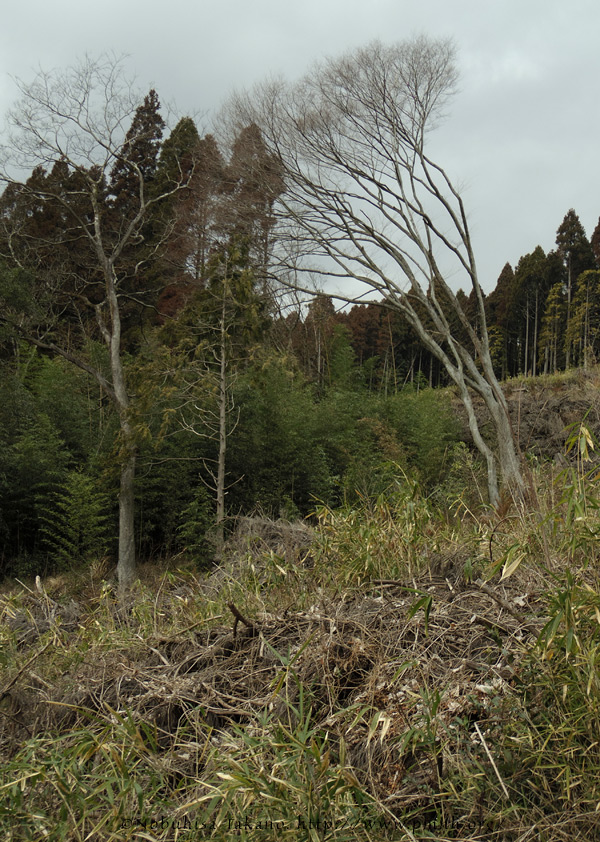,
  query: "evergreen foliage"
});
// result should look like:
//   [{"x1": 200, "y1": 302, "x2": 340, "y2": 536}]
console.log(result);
[
  {"x1": 1, "y1": 57, "x2": 600, "y2": 578},
  {"x1": 565, "y1": 269, "x2": 600, "y2": 369},
  {"x1": 538, "y1": 280, "x2": 567, "y2": 374},
  {"x1": 485, "y1": 209, "x2": 597, "y2": 380},
  {"x1": 108, "y1": 89, "x2": 165, "y2": 216},
  {"x1": 0, "y1": 351, "x2": 114, "y2": 576},
  {"x1": 555, "y1": 209, "x2": 596, "y2": 286},
  {"x1": 38, "y1": 470, "x2": 111, "y2": 569},
  {"x1": 3, "y1": 52, "x2": 600, "y2": 839}
]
